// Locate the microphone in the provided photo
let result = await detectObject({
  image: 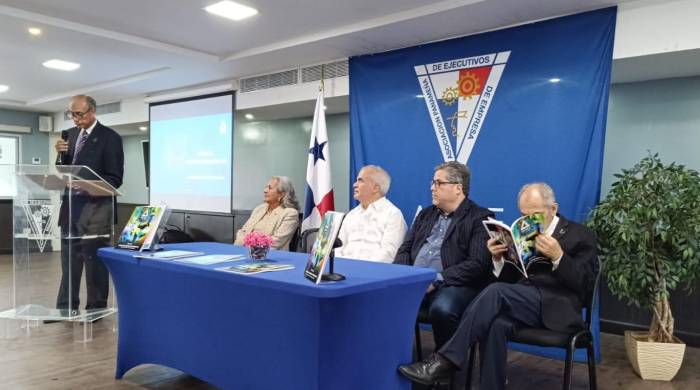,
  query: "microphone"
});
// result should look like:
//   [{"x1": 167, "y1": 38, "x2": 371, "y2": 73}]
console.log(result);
[{"x1": 57, "y1": 130, "x2": 69, "y2": 165}]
